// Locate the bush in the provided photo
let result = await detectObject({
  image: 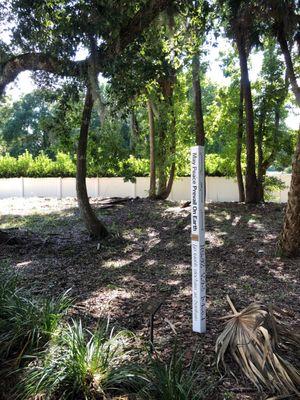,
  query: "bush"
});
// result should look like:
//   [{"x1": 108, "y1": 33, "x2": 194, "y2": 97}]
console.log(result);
[
  {"x1": 205, "y1": 154, "x2": 236, "y2": 177},
  {"x1": 18, "y1": 320, "x2": 143, "y2": 400},
  {"x1": 139, "y1": 345, "x2": 205, "y2": 400},
  {"x1": 119, "y1": 156, "x2": 150, "y2": 182},
  {"x1": 264, "y1": 176, "x2": 286, "y2": 201},
  {"x1": 0, "y1": 268, "x2": 72, "y2": 366},
  {"x1": 0, "y1": 150, "x2": 240, "y2": 178},
  {"x1": 0, "y1": 151, "x2": 76, "y2": 178}
]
